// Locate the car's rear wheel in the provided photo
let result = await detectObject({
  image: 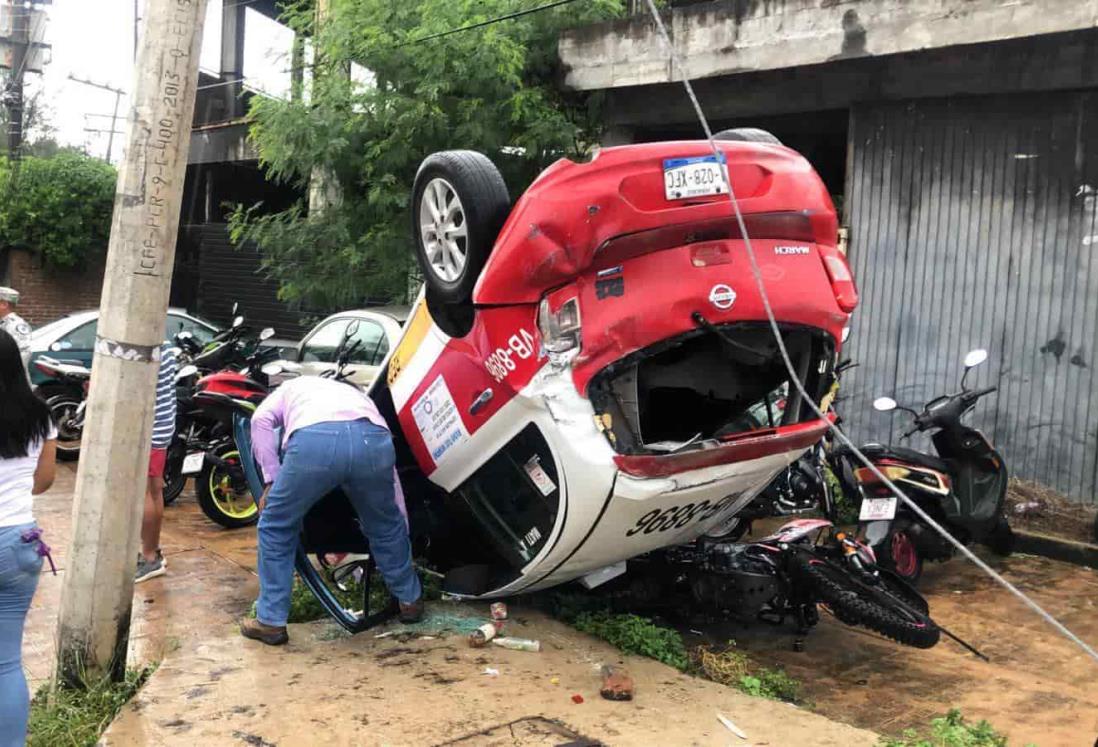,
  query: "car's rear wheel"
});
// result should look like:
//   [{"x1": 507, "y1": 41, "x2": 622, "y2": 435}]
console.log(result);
[
  {"x1": 411, "y1": 150, "x2": 510, "y2": 308},
  {"x1": 714, "y1": 127, "x2": 782, "y2": 145}
]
